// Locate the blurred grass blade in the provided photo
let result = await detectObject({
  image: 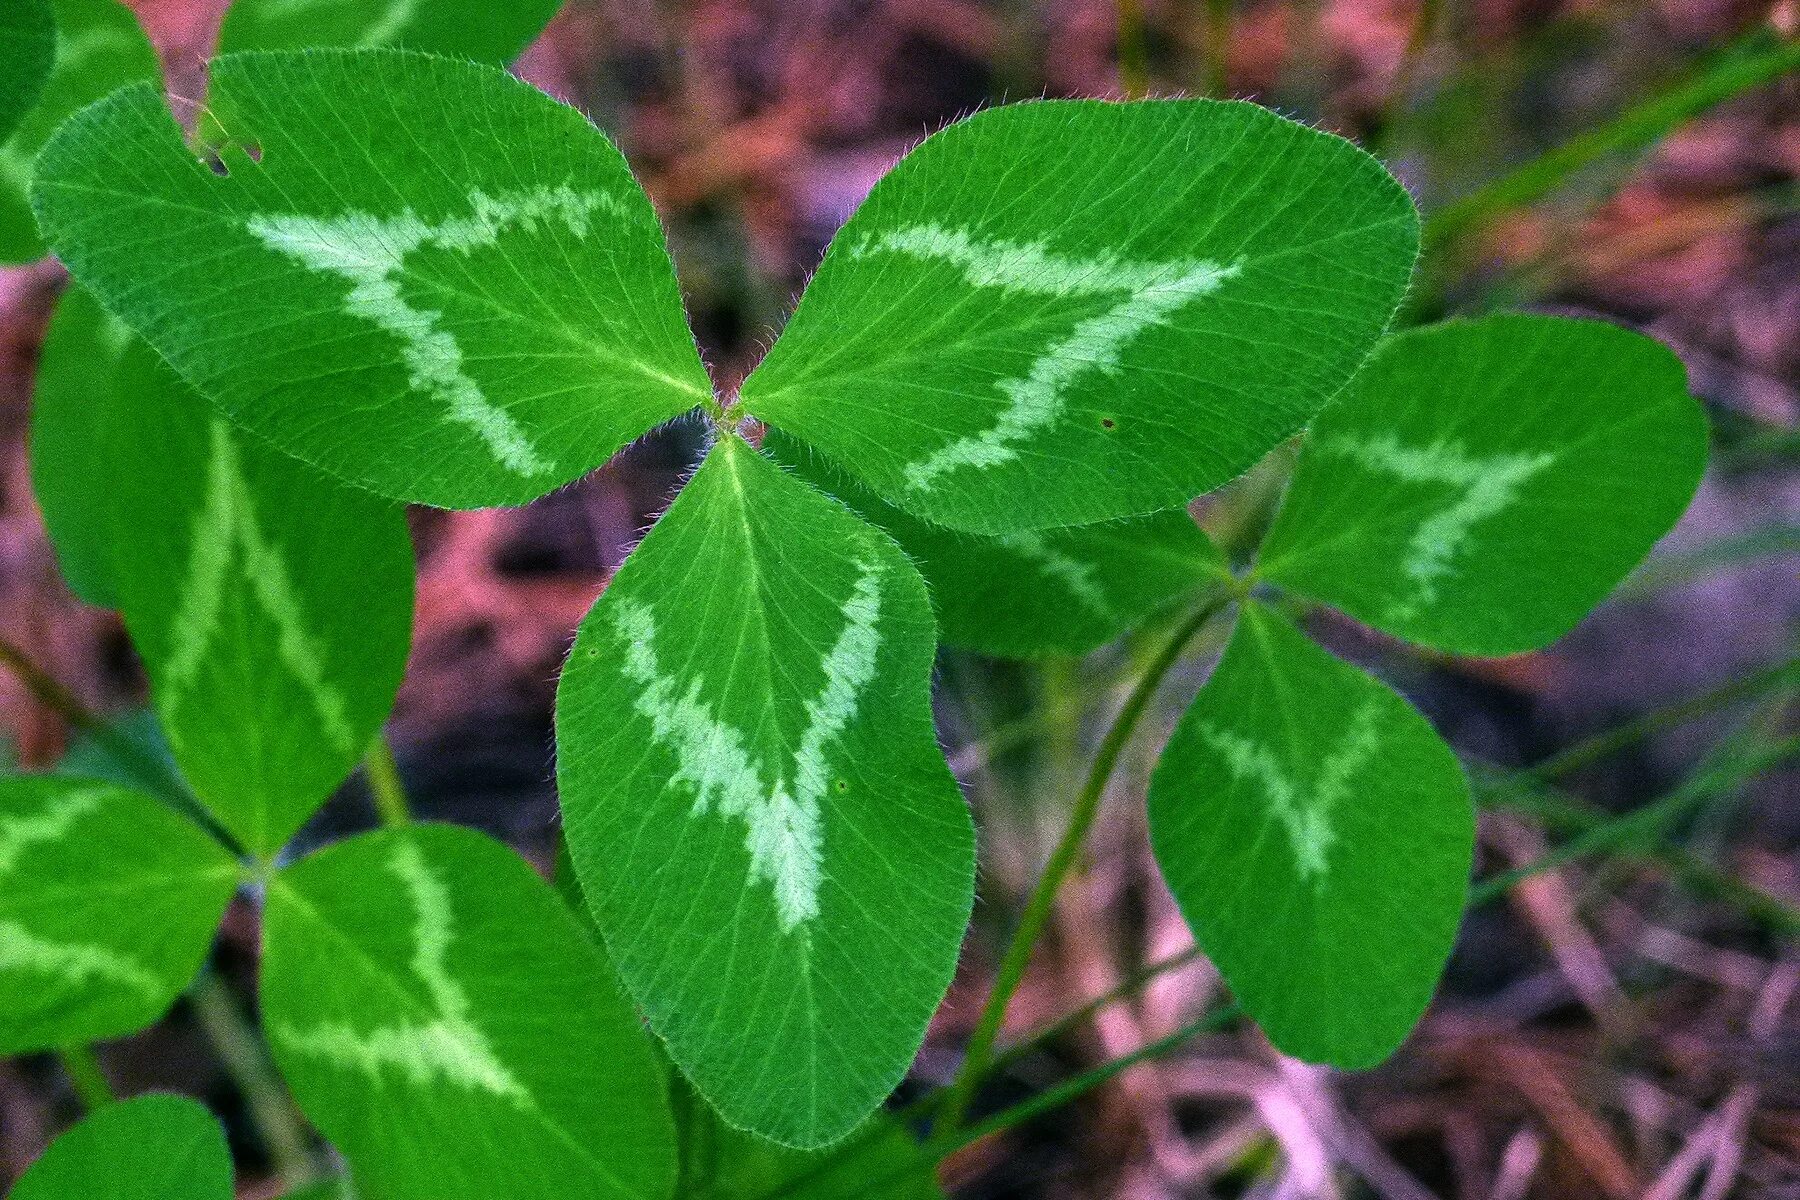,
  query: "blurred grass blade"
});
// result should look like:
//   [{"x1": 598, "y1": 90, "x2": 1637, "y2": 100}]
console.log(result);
[{"x1": 1424, "y1": 28, "x2": 1800, "y2": 249}]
